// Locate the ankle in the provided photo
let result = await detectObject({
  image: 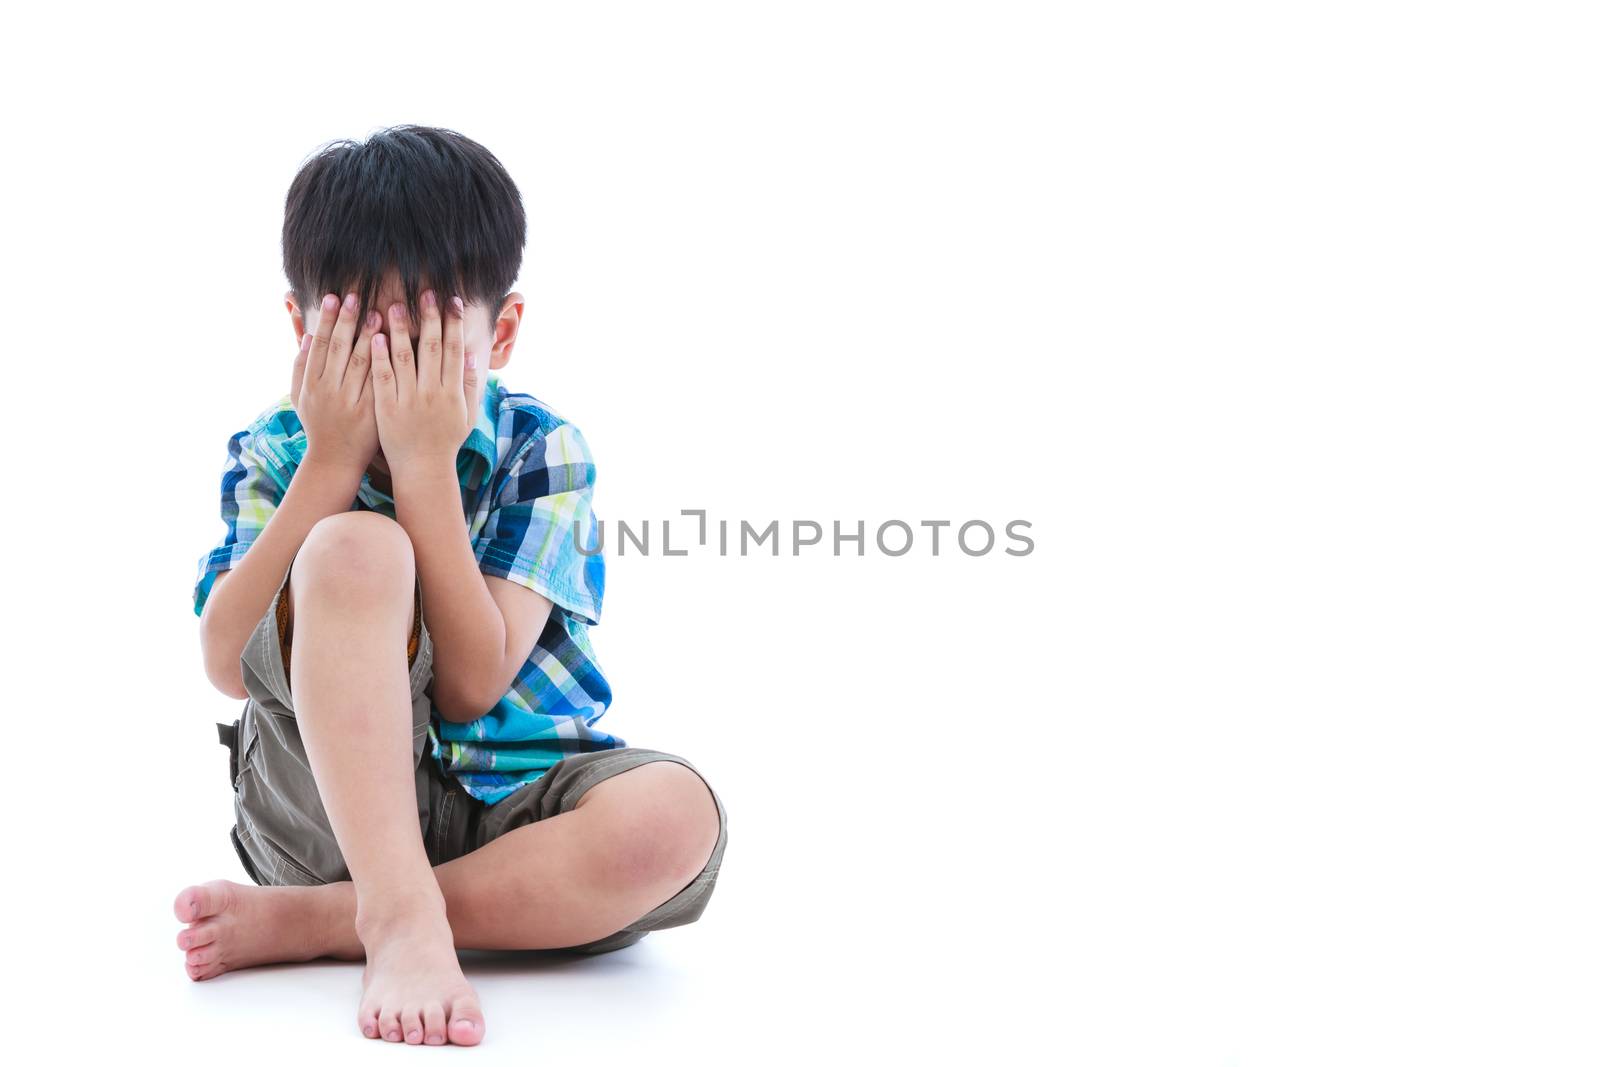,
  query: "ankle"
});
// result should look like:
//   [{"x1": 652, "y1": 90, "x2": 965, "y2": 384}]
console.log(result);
[
  {"x1": 301, "y1": 883, "x2": 363, "y2": 959},
  {"x1": 354, "y1": 883, "x2": 448, "y2": 943}
]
